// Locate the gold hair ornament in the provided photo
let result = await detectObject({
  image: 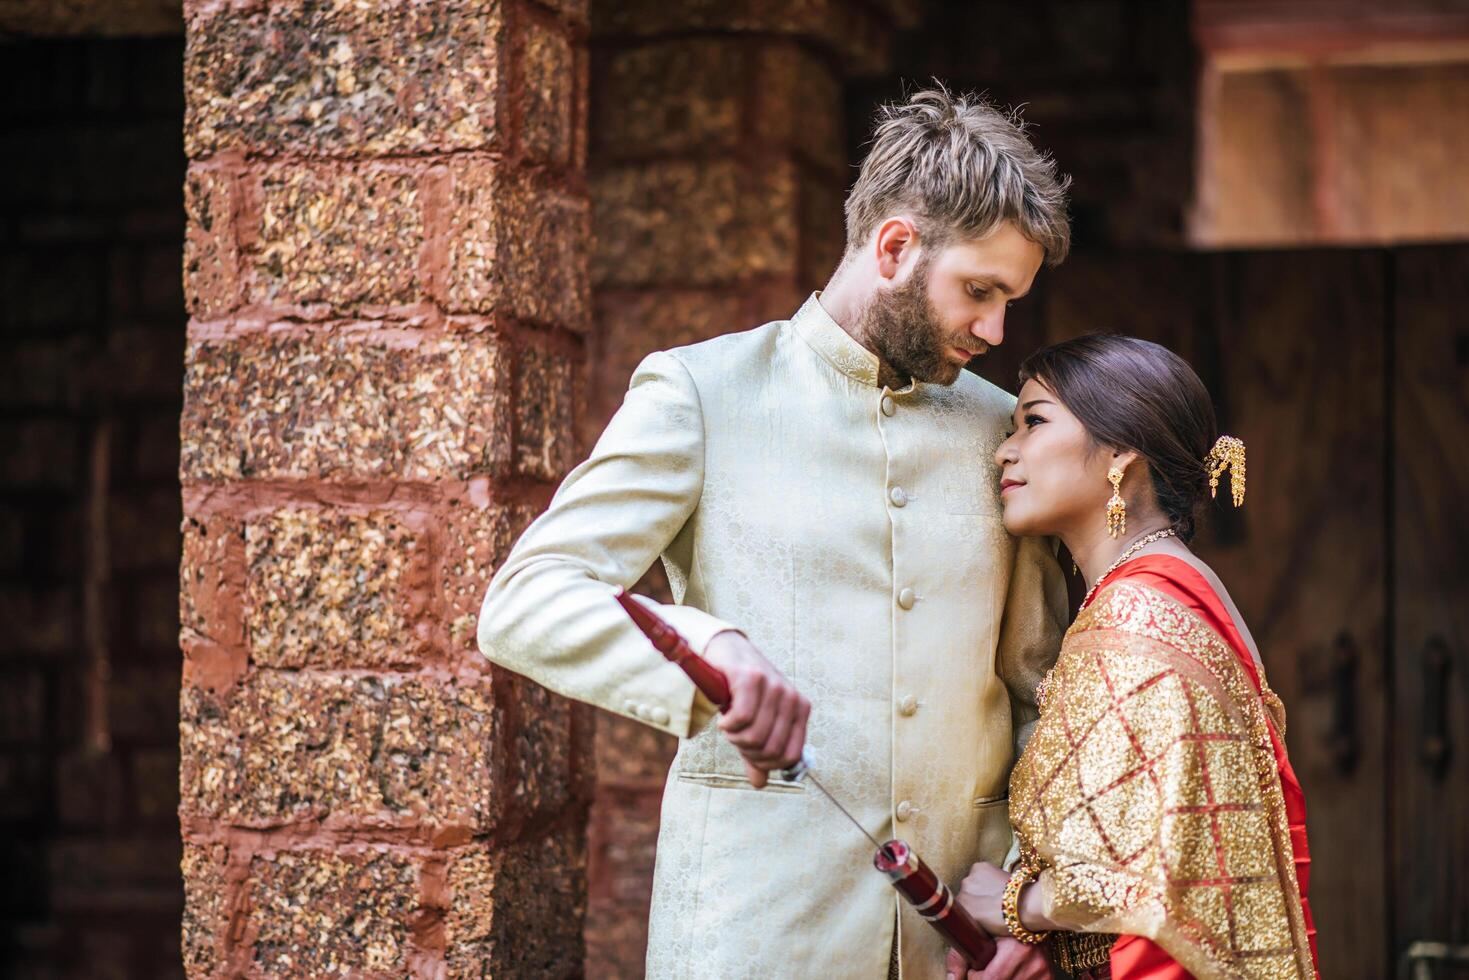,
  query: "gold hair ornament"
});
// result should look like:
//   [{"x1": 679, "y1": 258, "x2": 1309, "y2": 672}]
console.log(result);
[{"x1": 1206, "y1": 436, "x2": 1247, "y2": 508}]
